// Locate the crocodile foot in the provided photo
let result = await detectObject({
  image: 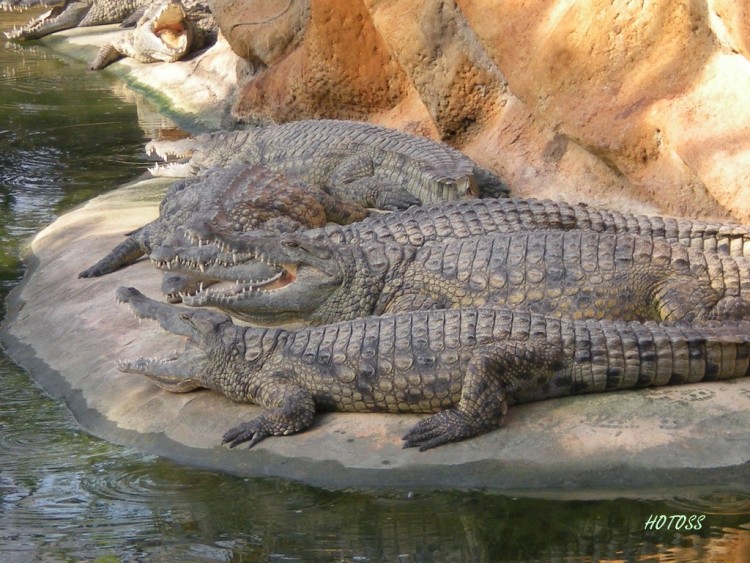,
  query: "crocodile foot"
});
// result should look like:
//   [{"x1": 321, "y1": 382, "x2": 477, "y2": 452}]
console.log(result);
[
  {"x1": 402, "y1": 408, "x2": 501, "y2": 451},
  {"x1": 222, "y1": 418, "x2": 274, "y2": 449}
]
